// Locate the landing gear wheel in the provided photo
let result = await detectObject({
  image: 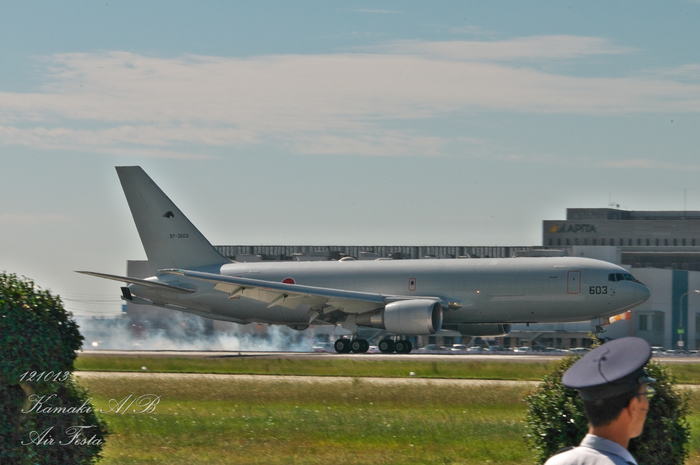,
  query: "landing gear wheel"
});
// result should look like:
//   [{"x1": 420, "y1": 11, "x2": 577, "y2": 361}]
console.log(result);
[
  {"x1": 351, "y1": 338, "x2": 369, "y2": 353},
  {"x1": 378, "y1": 338, "x2": 395, "y2": 354},
  {"x1": 395, "y1": 340, "x2": 413, "y2": 354},
  {"x1": 334, "y1": 338, "x2": 352, "y2": 353}
]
